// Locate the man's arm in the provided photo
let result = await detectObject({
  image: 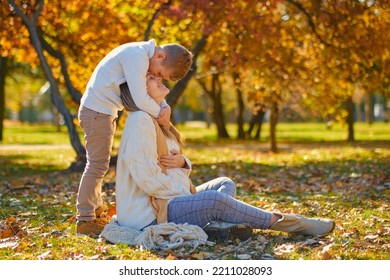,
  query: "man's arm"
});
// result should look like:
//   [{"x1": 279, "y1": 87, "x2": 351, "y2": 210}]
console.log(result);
[{"x1": 118, "y1": 49, "x2": 161, "y2": 118}]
